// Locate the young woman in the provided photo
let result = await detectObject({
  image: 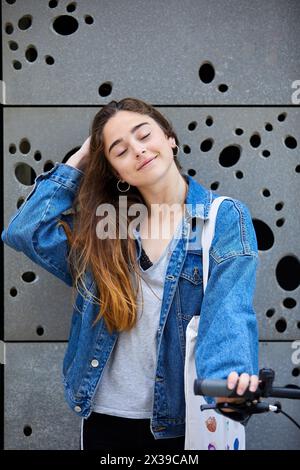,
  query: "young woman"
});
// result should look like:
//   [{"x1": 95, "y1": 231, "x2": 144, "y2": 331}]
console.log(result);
[{"x1": 2, "y1": 98, "x2": 259, "y2": 451}]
